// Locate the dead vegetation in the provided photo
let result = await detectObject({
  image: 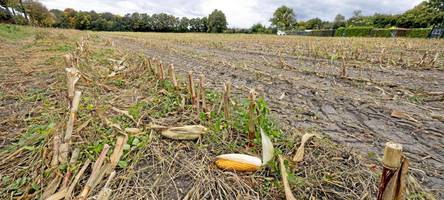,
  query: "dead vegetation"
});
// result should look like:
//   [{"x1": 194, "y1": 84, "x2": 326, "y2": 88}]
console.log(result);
[{"x1": 0, "y1": 25, "x2": 439, "y2": 199}]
